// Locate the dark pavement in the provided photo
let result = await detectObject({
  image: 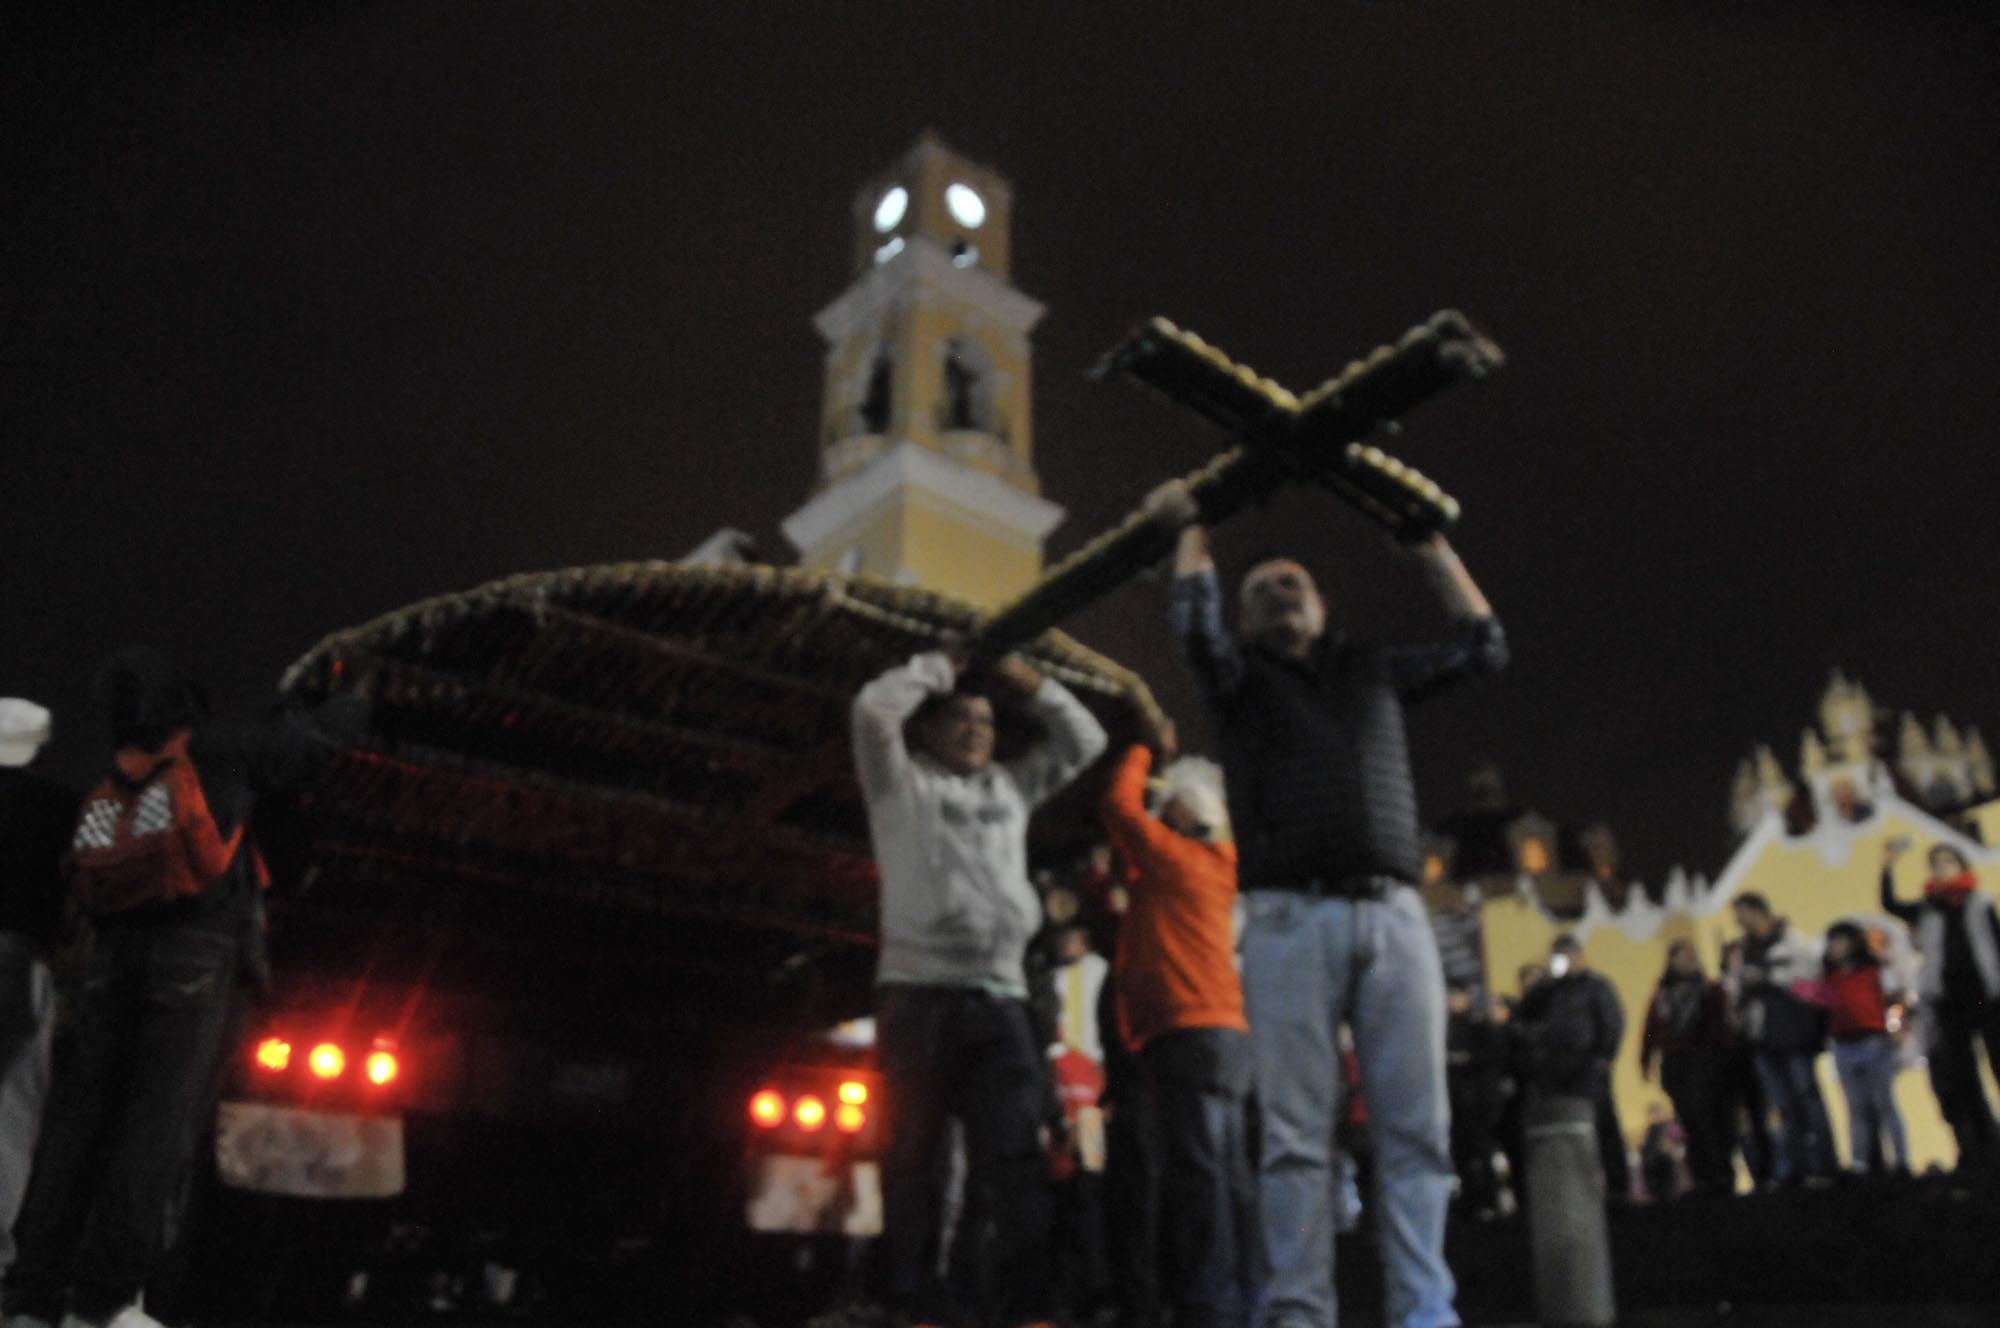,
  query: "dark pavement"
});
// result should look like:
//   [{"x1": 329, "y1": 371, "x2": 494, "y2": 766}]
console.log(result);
[{"x1": 202, "y1": 1178, "x2": 1999, "y2": 1327}]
